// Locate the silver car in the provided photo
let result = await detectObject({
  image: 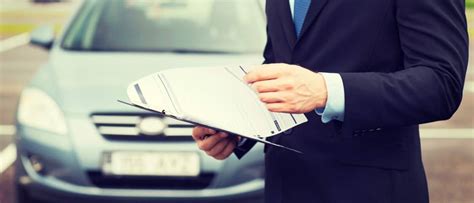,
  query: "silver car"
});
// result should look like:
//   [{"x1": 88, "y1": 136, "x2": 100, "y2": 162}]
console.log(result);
[{"x1": 14, "y1": 0, "x2": 266, "y2": 202}]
